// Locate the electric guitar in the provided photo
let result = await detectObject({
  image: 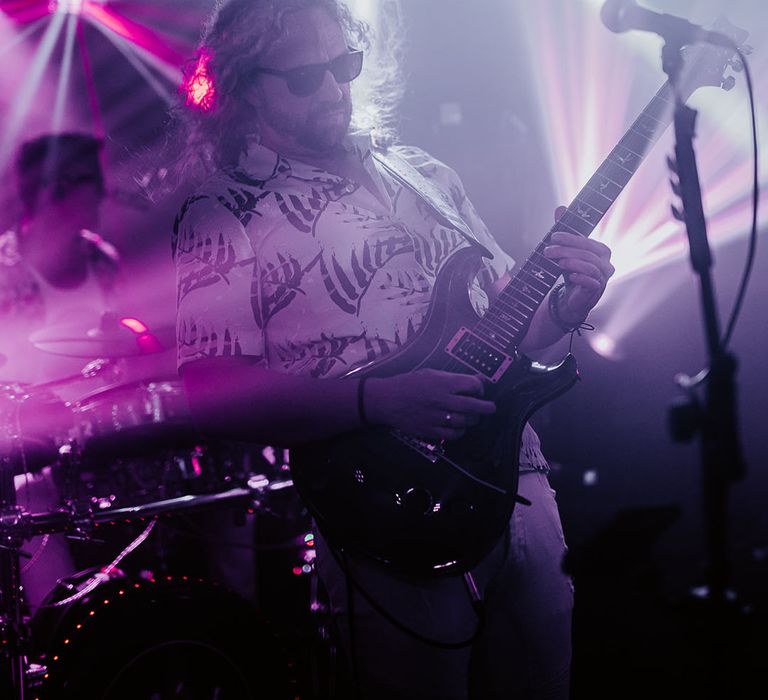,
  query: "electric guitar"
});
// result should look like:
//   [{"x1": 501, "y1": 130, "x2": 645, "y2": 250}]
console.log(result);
[{"x1": 291, "y1": 19, "x2": 749, "y2": 575}]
